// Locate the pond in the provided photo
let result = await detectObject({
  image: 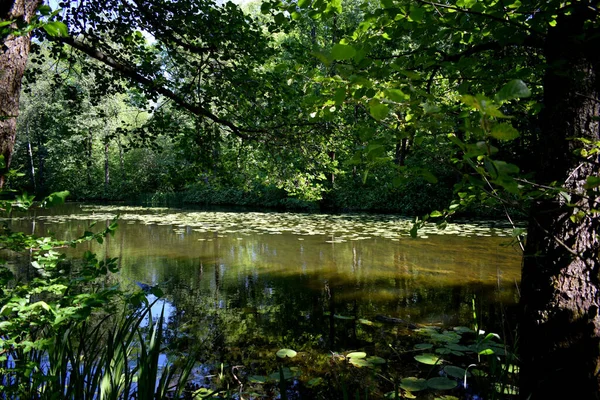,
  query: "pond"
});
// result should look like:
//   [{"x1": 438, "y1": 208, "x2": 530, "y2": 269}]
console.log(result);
[{"x1": 6, "y1": 203, "x2": 523, "y2": 396}]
